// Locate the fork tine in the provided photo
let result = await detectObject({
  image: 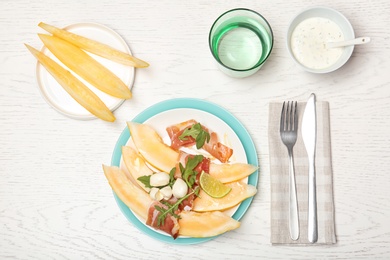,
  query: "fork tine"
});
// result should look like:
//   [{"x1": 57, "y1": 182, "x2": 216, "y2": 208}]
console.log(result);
[
  {"x1": 288, "y1": 101, "x2": 296, "y2": 131},
  {"x1": 281, "y1": 101, "x2": 298, "y2": 132},
  {"x1": 286, "y1": 101, "x2": 292, "y2": 131},
  {"x1": 280, "y1": 101, "x2": 286, "y2": 132},
  {"x1": 293, "y1": 101, "x2": 298, "y2": 132}
]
